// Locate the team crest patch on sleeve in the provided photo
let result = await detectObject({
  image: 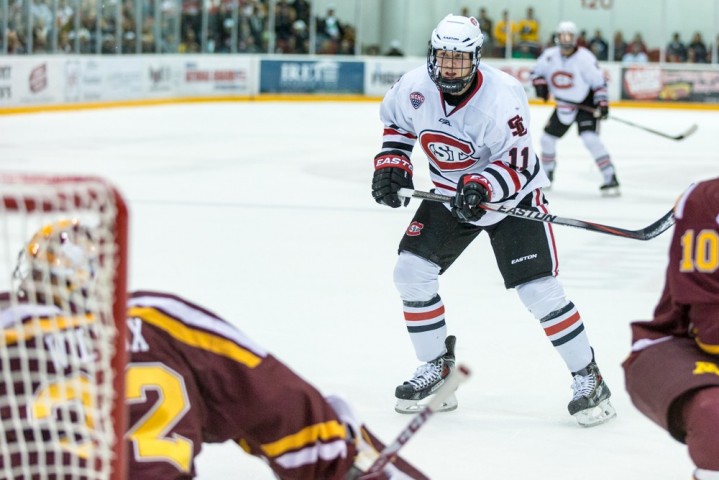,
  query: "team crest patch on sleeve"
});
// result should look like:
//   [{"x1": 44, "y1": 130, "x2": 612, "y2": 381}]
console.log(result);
[
  {"x1": 410, "y1": 92, "x2": 425, "y2": 109},
  {"x1": 406, "y1": 221, "x2": 424, "y2": 236}
]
